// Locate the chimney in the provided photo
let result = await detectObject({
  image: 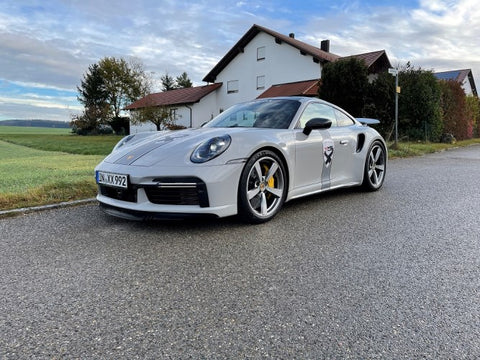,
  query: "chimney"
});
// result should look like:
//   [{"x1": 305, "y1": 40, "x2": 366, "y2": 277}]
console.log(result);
[
  {"x1": 289, "y1": 33, "x2": 295, "y2": 38},
  {"x1": 321, "y1": 39, "x2": 330, "y2": 52}
]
